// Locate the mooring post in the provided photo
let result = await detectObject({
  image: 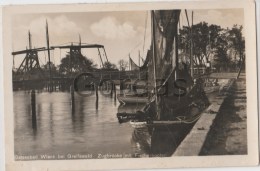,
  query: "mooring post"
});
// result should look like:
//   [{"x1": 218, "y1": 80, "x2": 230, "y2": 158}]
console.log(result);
[
  {"x1": 31, "y1": 89, "x2": 36, "y2": 113},
  {"x1": 95, "y1": 84, "x2": 99, "y2": 110},
  {"x1": 120, "y1": 80, "x2": 123, "y2": 95},
  {"x1": 114, "y1": 83, "x2": 116, "y2": 102},
  {"x1": 31, "y1": 89, "x2": 37, "y2": 129},
  {"x1": 51, "y1": 81, "x2": 54, "y2": 92},
  {"x1": 110, "y1": 82, "x2": 113, "y2": 98},
  {"x1": 58, "y1": 81, "x2": 61, "y2": 91},
  {"x1": 70, "y1": 85, "x2": 75, "y2": 112},
  {"x1": 48, "y1": 82, "x2": 50, "y2": 92},
  {"x1": 54, "y1": 81, "x2": 56, "y2": 91}
]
